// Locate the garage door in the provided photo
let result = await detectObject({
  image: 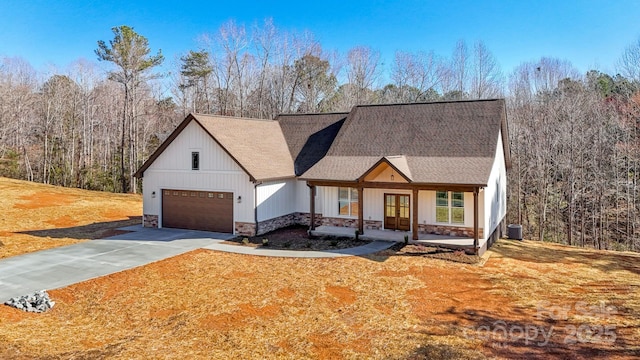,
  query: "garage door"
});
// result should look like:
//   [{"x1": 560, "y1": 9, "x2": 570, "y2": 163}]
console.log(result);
[{"x1": 162, "y1": 189, "x2": 233, "y2": 233}]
